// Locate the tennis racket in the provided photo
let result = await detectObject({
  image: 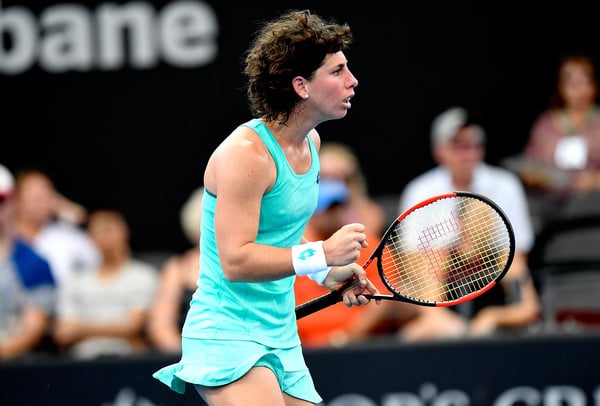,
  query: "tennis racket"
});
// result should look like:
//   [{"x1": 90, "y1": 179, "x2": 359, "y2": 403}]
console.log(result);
[{"x1": 296, "y1": 191, "x2": 515, "y2": 319}]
